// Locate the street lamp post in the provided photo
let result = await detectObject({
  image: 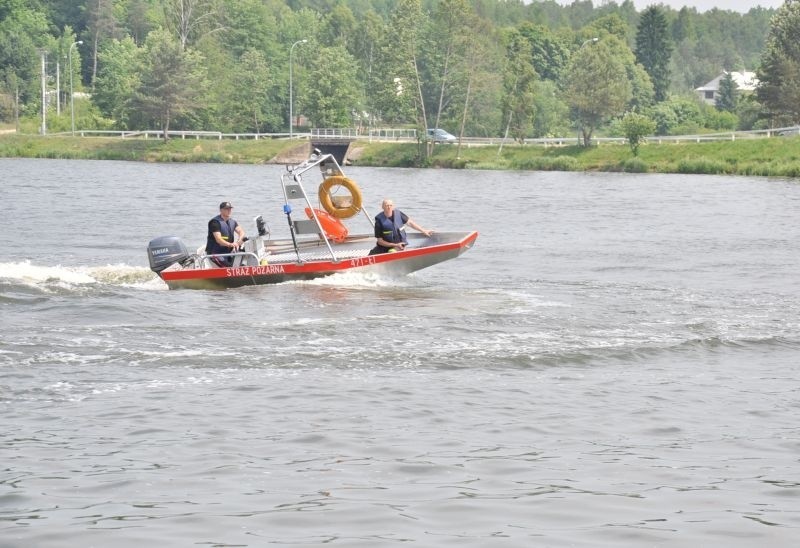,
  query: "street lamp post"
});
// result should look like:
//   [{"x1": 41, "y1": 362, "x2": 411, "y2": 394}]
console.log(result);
[
  {"x1": 580, "y1": 37, "x2": 599, "y2": 49},
  {"x1": 289, "y1": 39, "x2": 307, "y2": 139},
  {"x1": 69, "y1": 40, "x2": 83, "y2": 136}
]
